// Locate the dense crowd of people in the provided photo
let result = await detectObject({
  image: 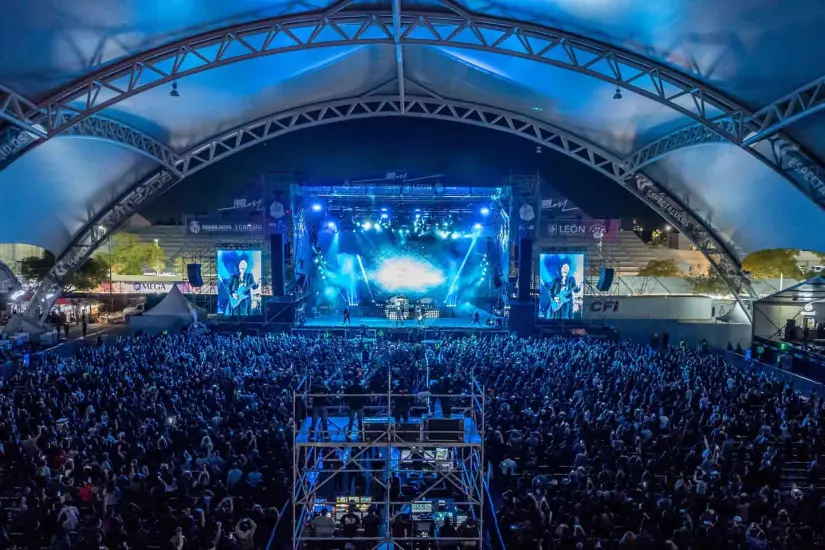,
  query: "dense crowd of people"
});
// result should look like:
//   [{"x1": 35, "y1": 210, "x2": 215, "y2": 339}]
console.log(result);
[{"x1": 0, "y1": 330, "x2": 823, "y2": 550}]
